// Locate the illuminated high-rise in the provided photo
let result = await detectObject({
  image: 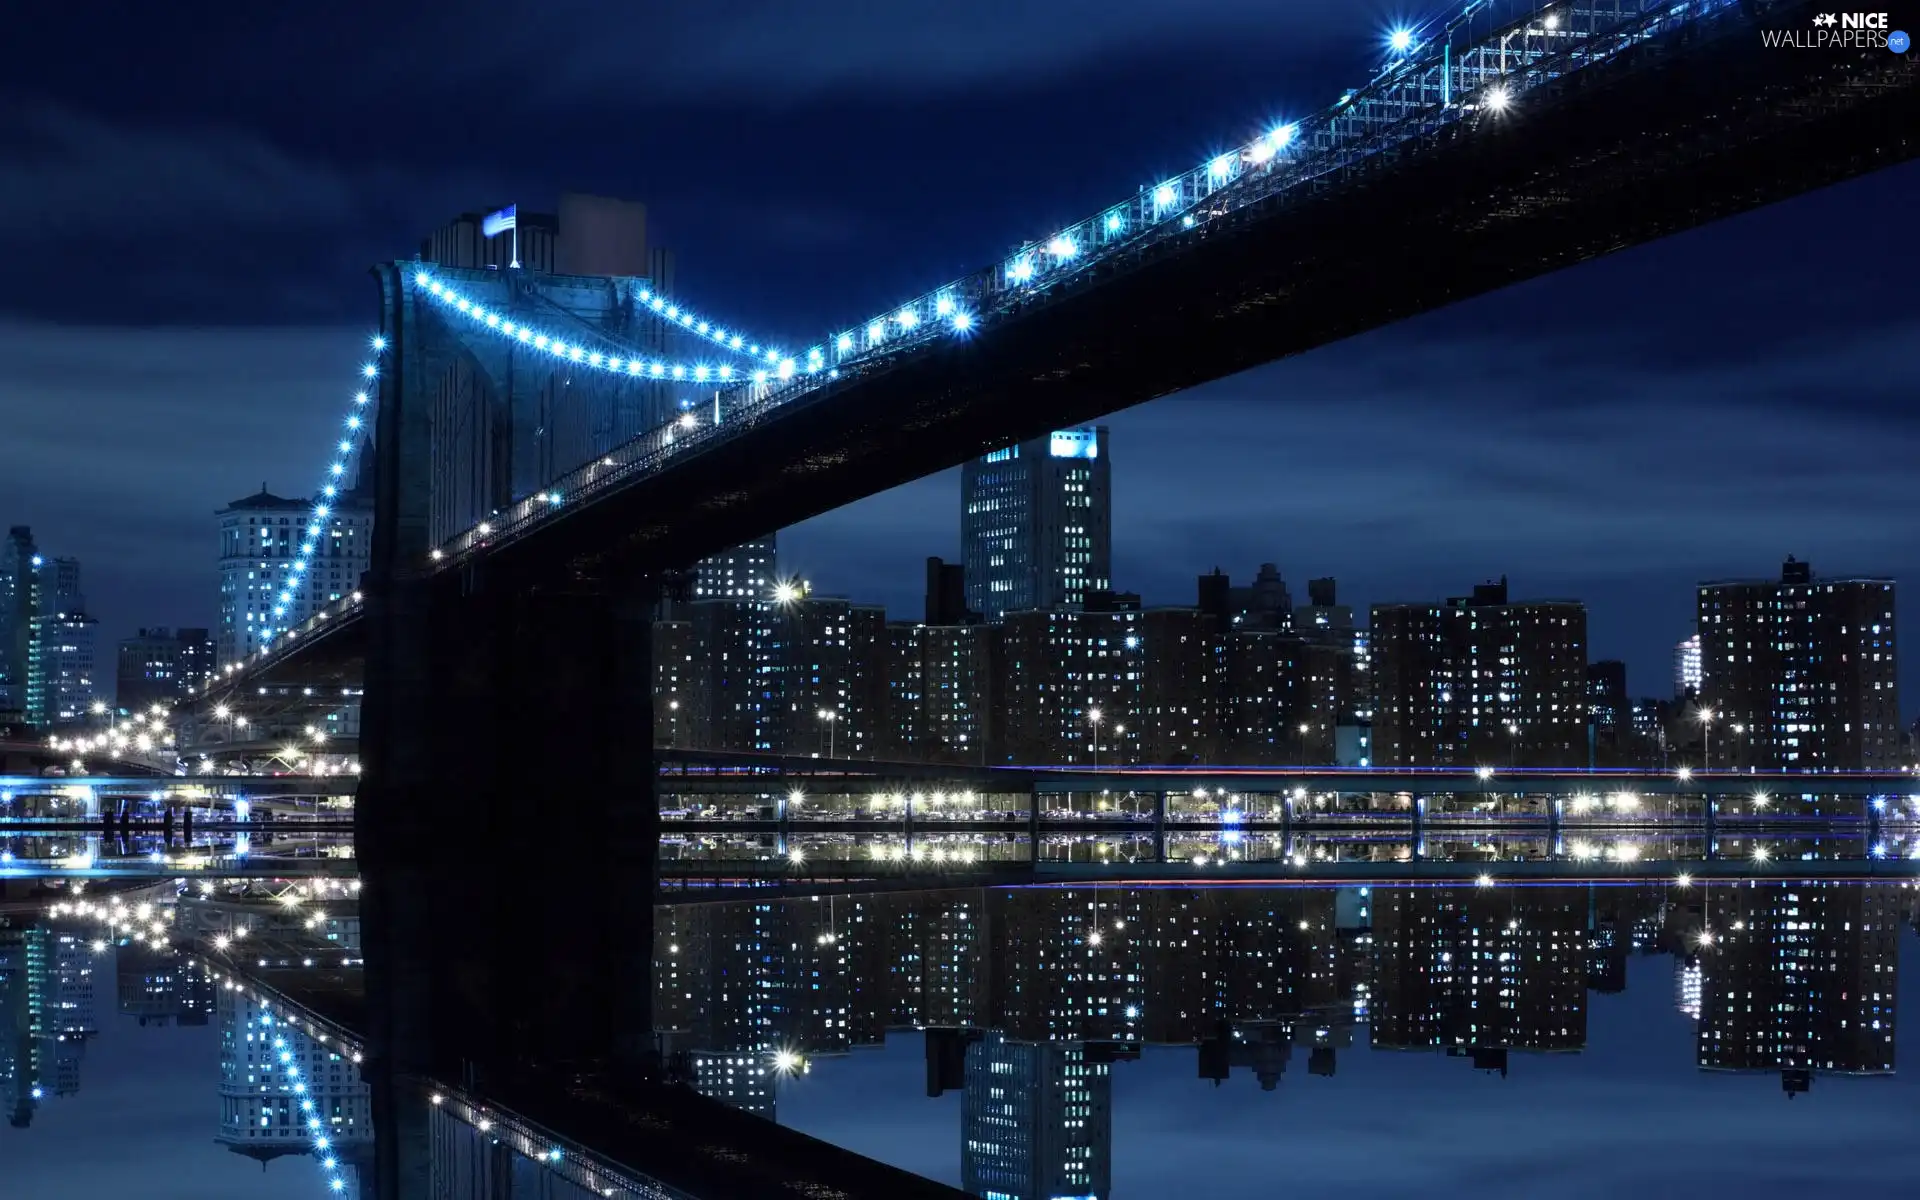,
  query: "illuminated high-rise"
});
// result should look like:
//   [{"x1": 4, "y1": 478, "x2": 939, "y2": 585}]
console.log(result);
[
  {"x1": 692, "y1": 536, "x2": 777, "y2": 602},
  {"x1": 1370, "y1": 578, "x2": 1588, "y2": 768},
  {"x1": 1696, "y1": 557, "x2": 1899, "y2": 769},
  {"x1": 962, "y1": 1034, "x2": 1111, "y2": 1200},
  {"x1": 962, "y1": 427, "x2": 1111, "y2": 623},
  {"x1": 217, "y1": 482, "x2": 372, "y2": 665}
]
